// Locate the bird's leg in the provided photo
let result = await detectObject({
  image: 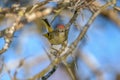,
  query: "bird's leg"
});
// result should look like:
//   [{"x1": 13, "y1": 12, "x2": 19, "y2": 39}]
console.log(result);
[
  {"x1": 57, "y1": 40, "x2": 68, "y2": 56},
  {"x1": 50, "y1": 41, "x2": 67, "y2": 57},
  {"x1": 50, "y1": 45, "x2": 60, "y2": 57}
]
